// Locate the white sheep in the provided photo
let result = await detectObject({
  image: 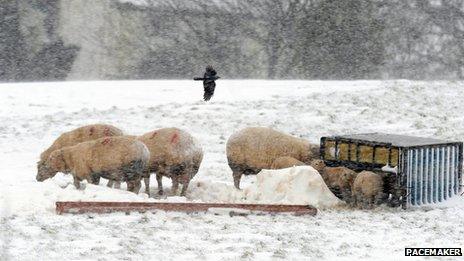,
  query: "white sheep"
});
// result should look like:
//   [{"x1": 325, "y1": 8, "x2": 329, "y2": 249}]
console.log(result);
[{"x1": 226, "y1": 127, "x2": 319, "y2": 189}]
